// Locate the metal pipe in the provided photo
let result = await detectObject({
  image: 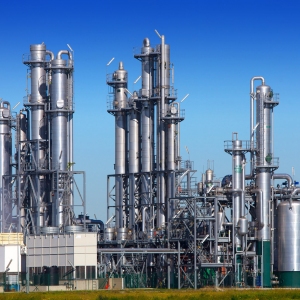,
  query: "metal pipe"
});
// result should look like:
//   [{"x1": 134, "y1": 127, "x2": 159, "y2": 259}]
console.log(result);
[
  {"x1": 252, "y1": 189, "x2": 264, "y2": 228},
  {"x1": 158, "y1": 35, "x2": 166, "y2": 228},
  {"x1": 250, "y1": 76, "x2": 265, "y2": 175},
  {"x1": 272, "y1": 173, "x2": 293, "y2": 187},
  {"x1": 57, "y1": 50, "x2": 73, "y2": 62},
  {"x1": 142, "y1": 206, "x2": 148, "y2": 233},
  {"x1": 45, "y1": 50, "x2": 54, "y2": 61}
]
